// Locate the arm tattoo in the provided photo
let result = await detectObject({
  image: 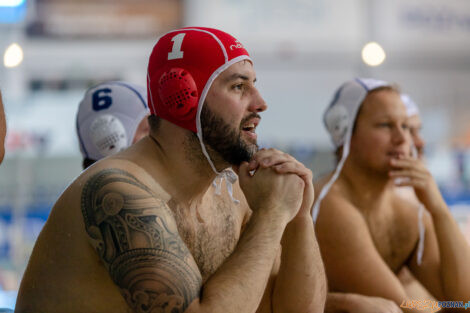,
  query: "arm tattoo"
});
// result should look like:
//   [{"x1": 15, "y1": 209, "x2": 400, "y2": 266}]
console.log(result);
[{"x1": 81, "y1": 169, "x2": 202, "y2": 313}]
